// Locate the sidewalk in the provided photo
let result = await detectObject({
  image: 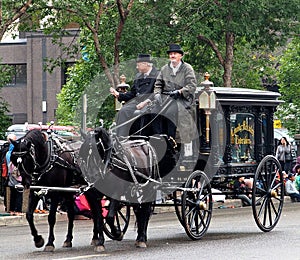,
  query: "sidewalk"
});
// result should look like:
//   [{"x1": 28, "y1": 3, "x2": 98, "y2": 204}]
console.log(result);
[{"x1": 0, "y1": 195, "x2": 68, "y2": 226}]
